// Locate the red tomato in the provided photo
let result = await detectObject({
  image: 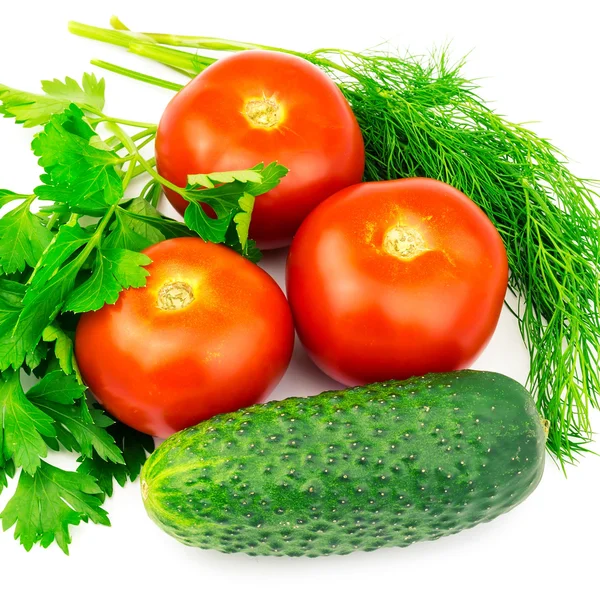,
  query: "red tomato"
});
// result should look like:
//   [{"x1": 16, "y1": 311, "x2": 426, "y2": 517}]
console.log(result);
[
  {"x1": 286, "y1": 178, "x2": 508, "y2": 386},
  {"x1": 155, "y1": 50, "x2": 365, "y2": 249},
  {"x1": 75, "y1": 238, "x2": 294, "y2": 437}
]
